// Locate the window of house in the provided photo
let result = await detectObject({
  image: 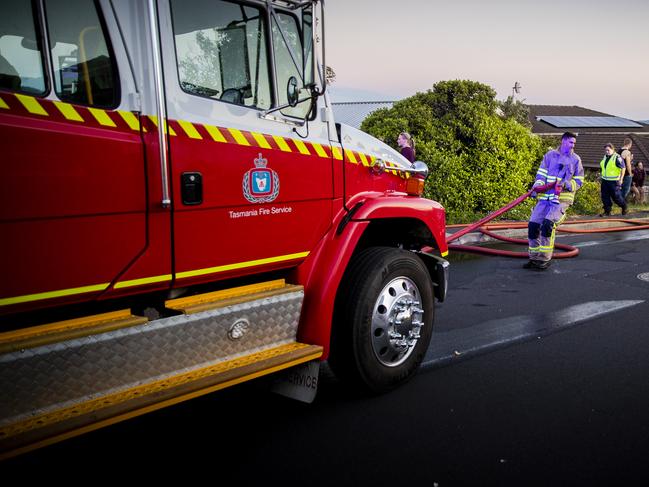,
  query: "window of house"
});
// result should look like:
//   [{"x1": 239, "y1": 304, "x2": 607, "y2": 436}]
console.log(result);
[
  {"x1": 172, "y1": 0, "x2": 271, "y2": 110},
  {"x1": 44, "y1": 0, "x2": 119, "y2": 108},
  {"x1": 0, "y1": 1, "x2": 47, "y2": 95}
]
